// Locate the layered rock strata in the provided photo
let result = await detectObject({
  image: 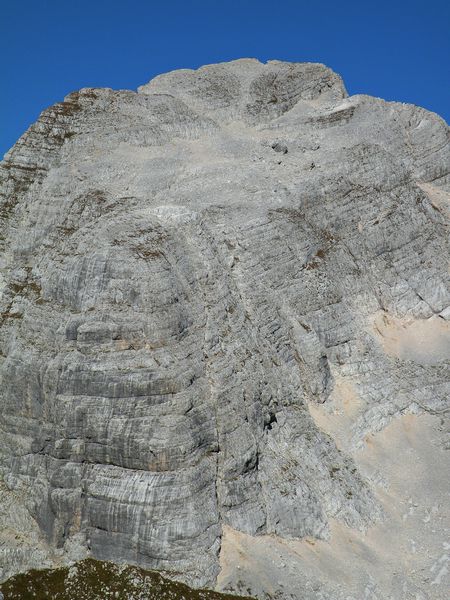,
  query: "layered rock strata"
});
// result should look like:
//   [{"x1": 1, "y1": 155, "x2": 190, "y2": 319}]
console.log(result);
[{"x1": 0, "y1": 59, "x2": 449, "y2": 598}]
